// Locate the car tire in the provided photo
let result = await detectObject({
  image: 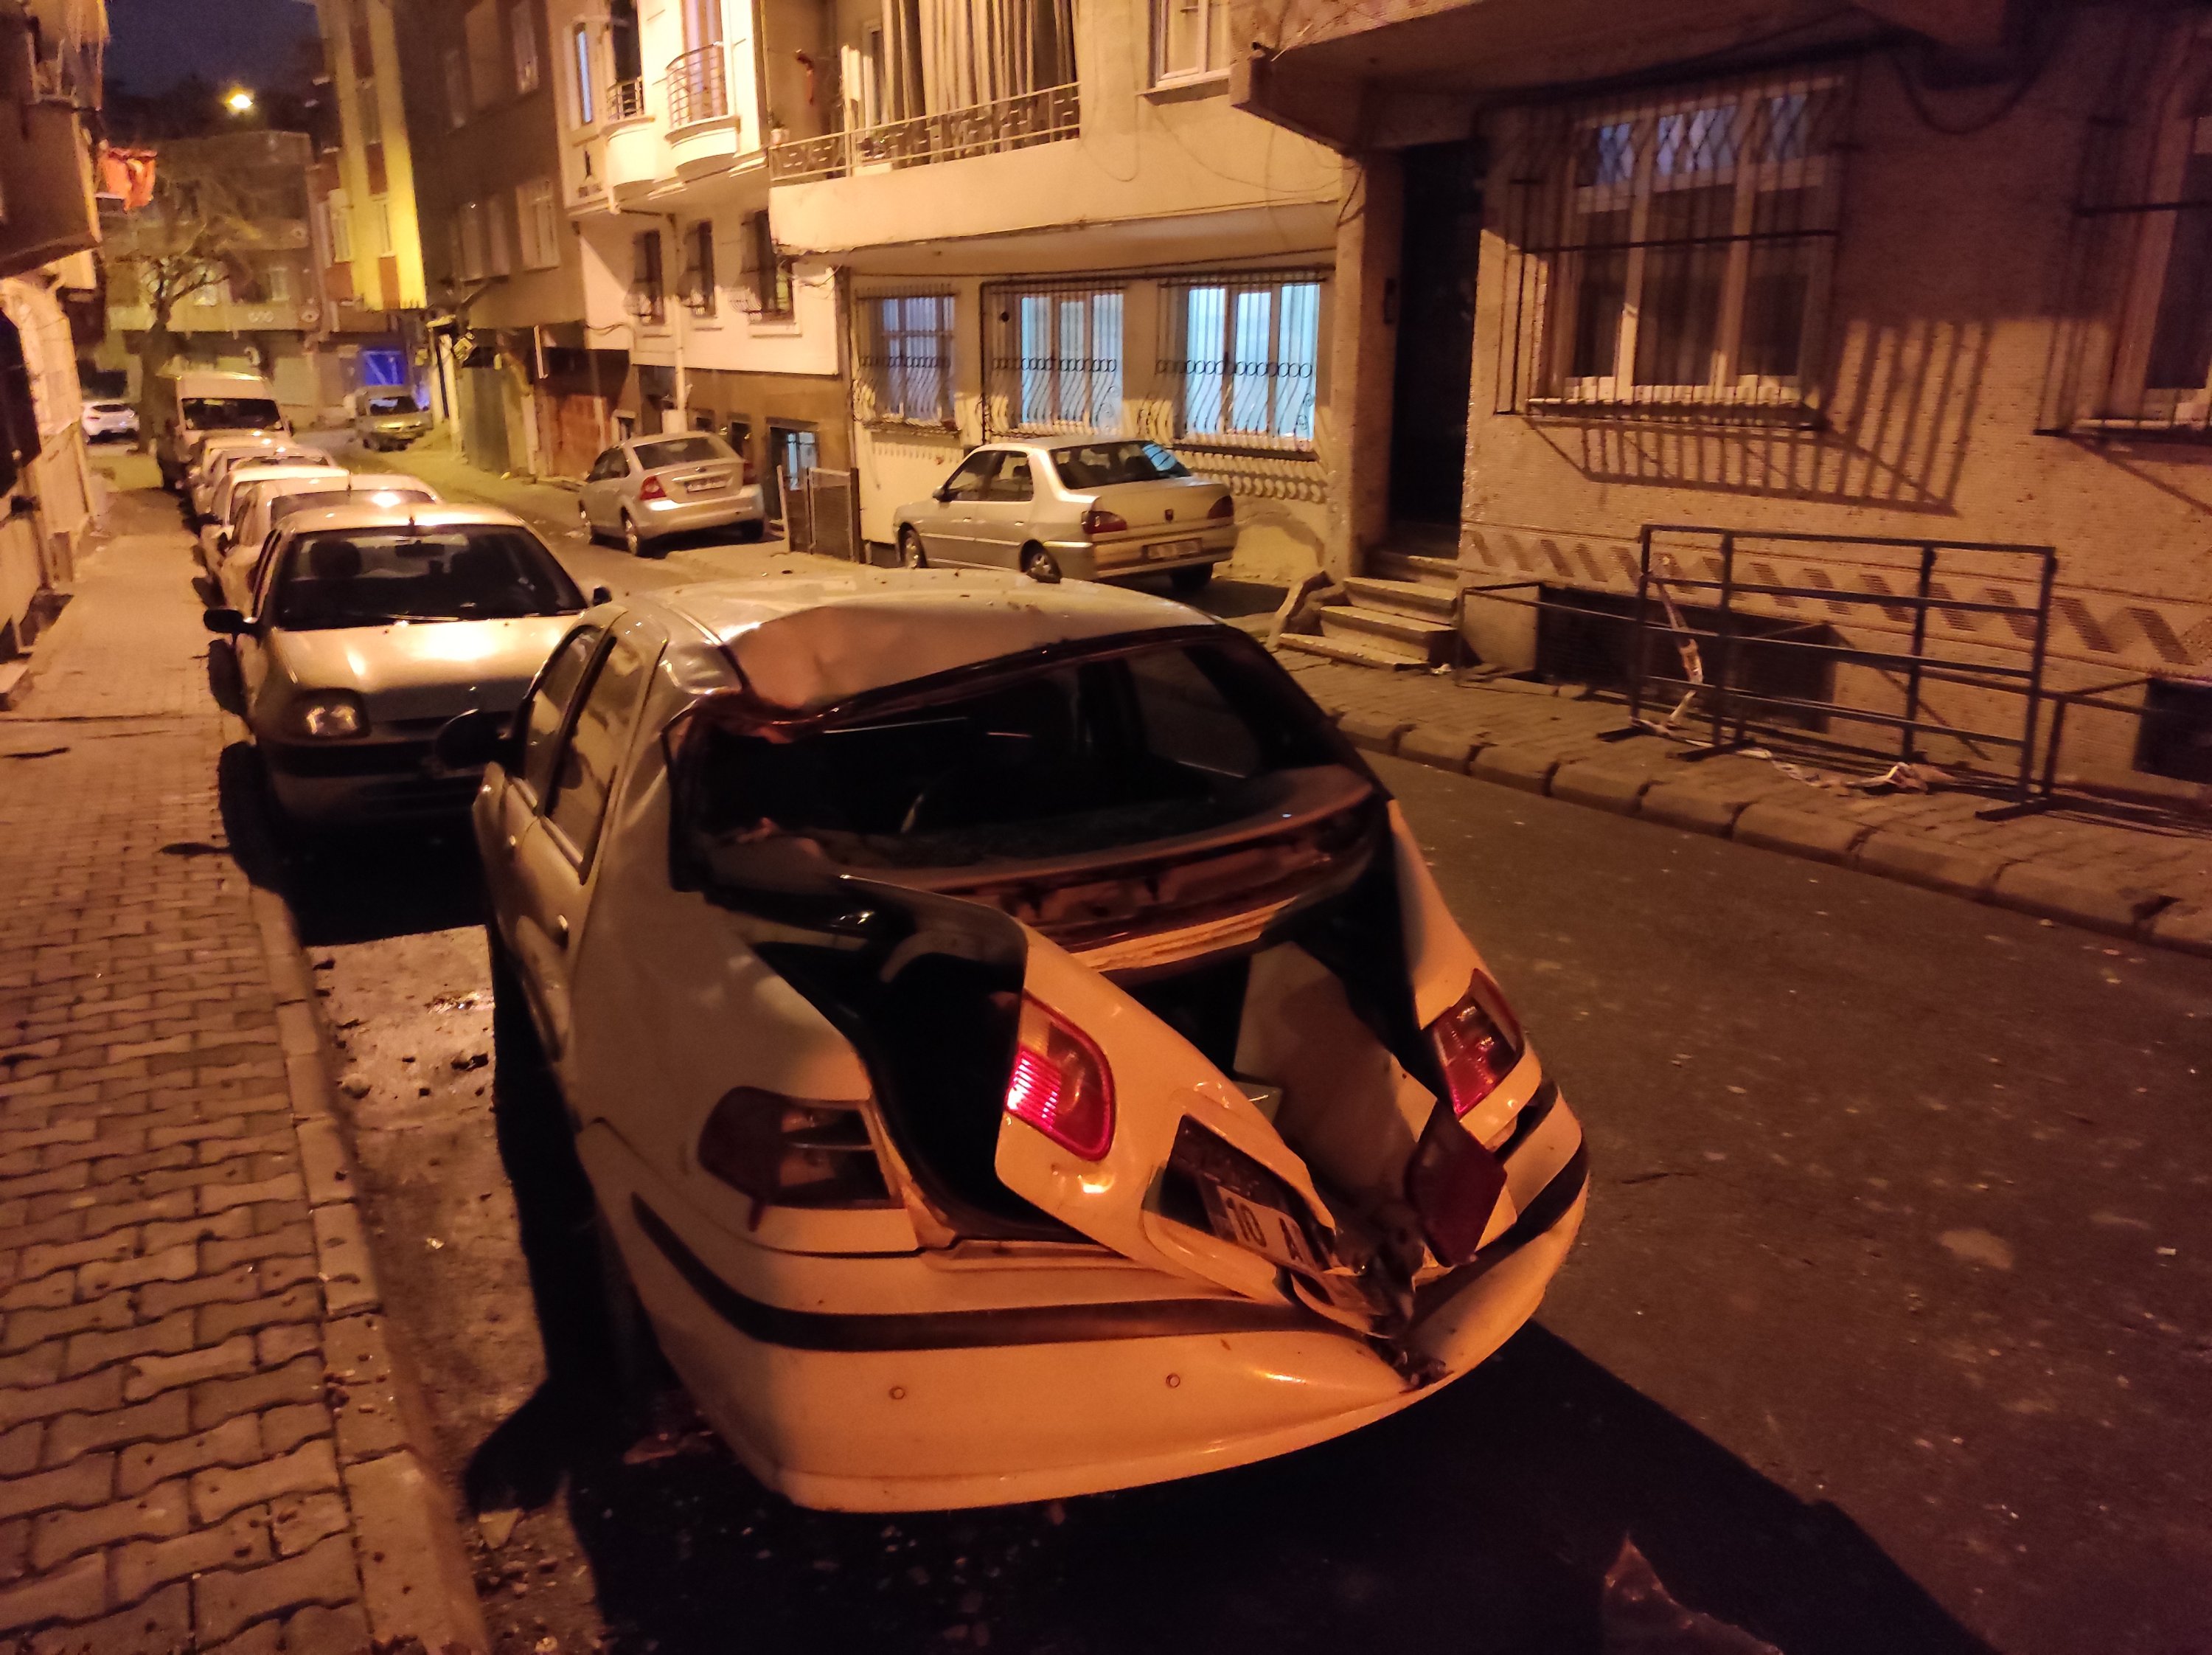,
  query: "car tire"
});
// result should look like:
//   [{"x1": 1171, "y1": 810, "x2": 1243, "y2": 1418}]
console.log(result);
[
  {"x1": 579, "y1": 502, "x2": 599, "y2": 545},
  {"x1": 899, "y1": 528, "x2": 927, "y2": 569},
  {"x1": 622, "y1": 513, "x2": 647, "y2": 558},
  {"x1": 1171, "y1": 563, "x2": 1214, "y2": 594},
  {"x1": 1021, "y1": 545, "x2": 1062, "y2": 583}
]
